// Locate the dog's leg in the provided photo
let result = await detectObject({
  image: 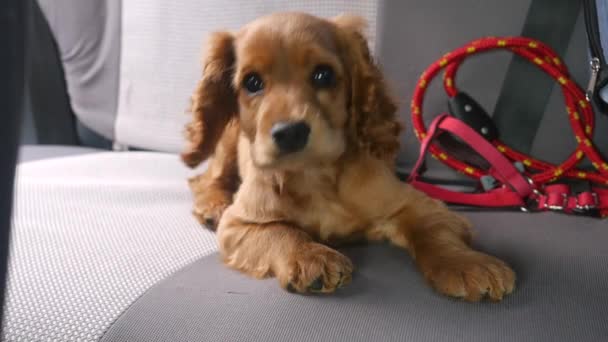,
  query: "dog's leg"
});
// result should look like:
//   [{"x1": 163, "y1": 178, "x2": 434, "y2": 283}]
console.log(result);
[
  {"x1": 189, "y1": 120, "x2": 240, "y2": 229},
  {"x1": 369, "y1": 188, "x2": 515, "y2": 301},
  {"x1": 217, "y1": 210, "x2": 353, "y2": 293}
]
